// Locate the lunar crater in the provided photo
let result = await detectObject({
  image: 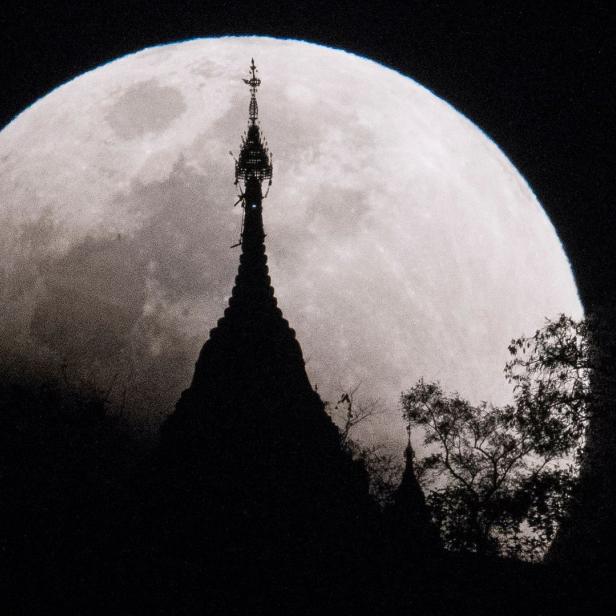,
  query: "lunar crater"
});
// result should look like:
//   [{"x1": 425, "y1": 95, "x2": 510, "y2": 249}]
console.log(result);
[{"x1": 105, "y1": 79, "x2": 187, "y2": 140}]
